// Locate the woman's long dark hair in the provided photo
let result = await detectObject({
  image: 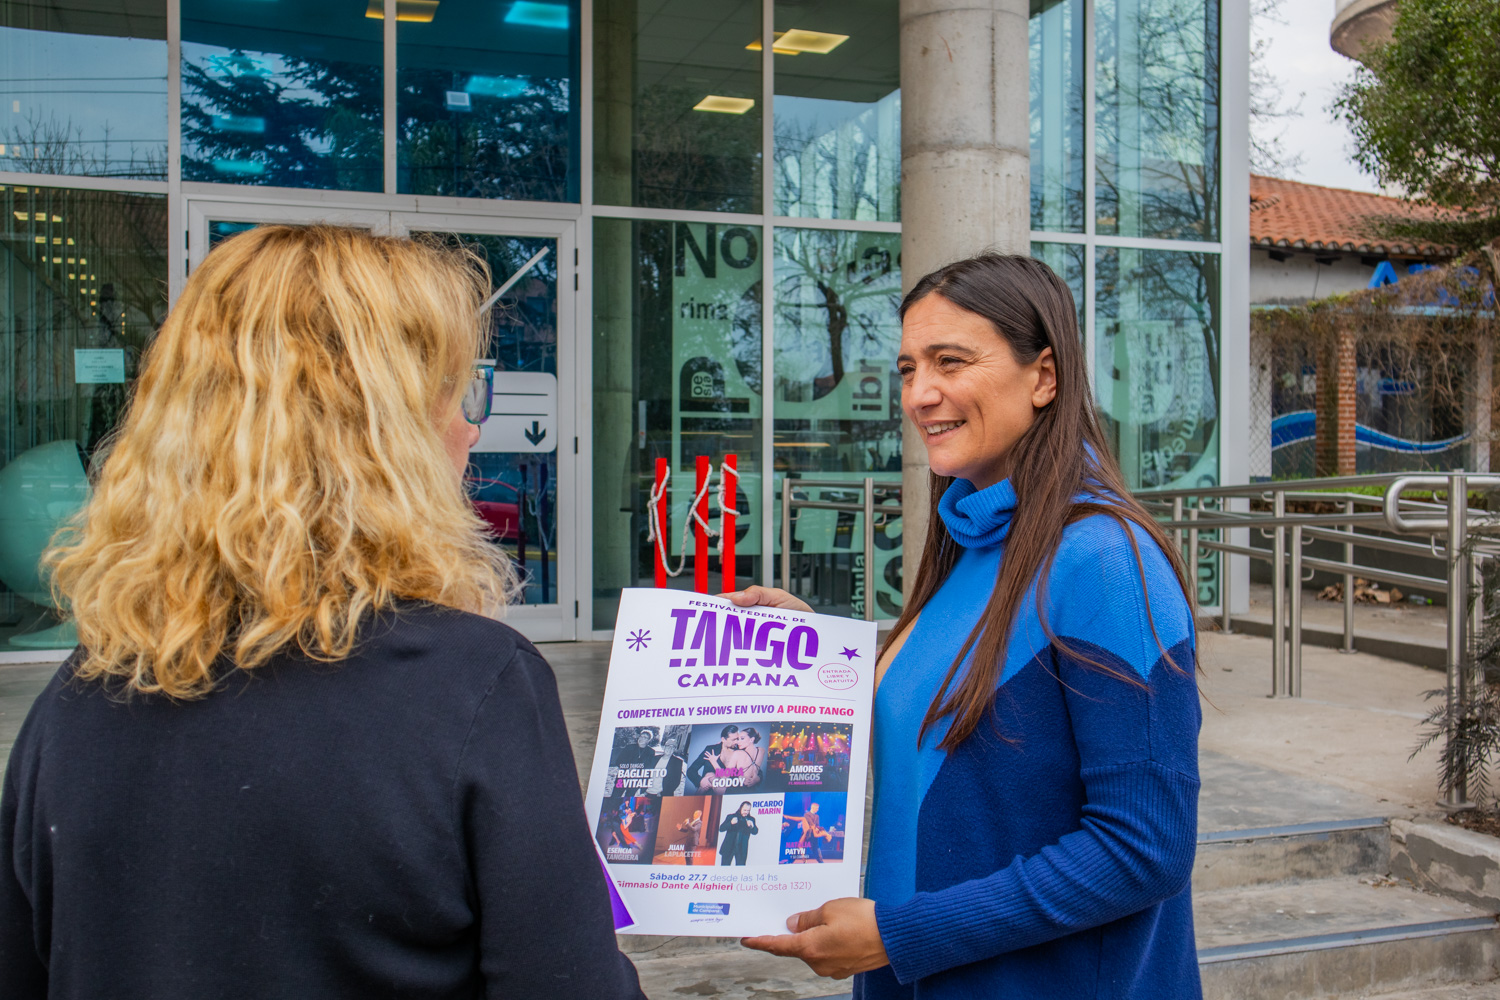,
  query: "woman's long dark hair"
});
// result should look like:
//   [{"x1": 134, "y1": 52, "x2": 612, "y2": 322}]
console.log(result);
[{"x1": 884, "y1": 253, "x2": 1196, "y2": 753}]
